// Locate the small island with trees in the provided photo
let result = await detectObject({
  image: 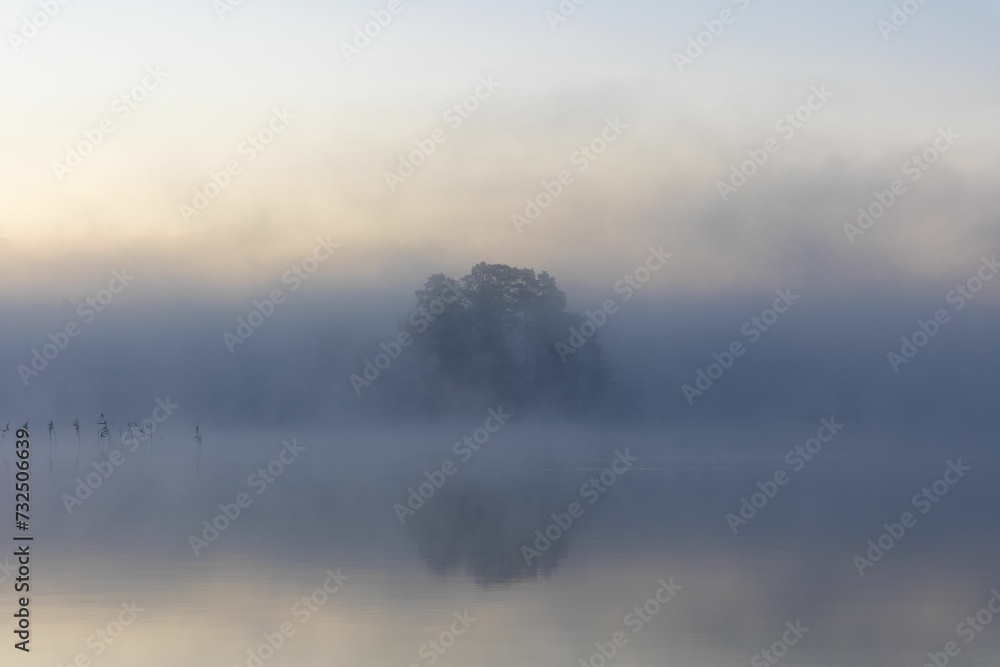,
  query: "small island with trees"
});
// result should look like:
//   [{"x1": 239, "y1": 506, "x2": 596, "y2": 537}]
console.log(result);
[{"x1": 352, "y1": 263, "x2": 609, "y2": 416}]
